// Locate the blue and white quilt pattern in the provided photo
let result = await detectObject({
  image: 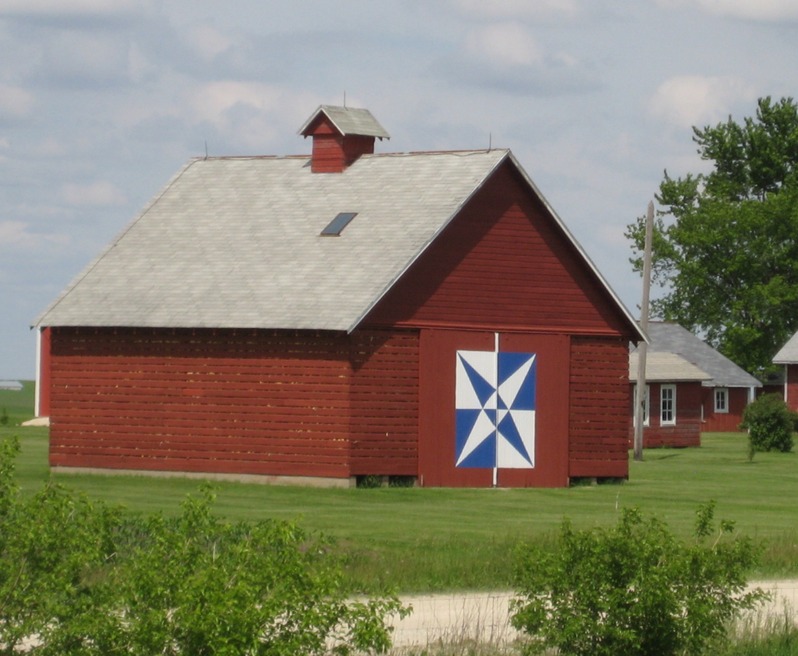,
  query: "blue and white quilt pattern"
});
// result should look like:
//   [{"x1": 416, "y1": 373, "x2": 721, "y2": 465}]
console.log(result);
[{"x1": 455, "y1": 349, "x2": 536, "y2": 469}]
